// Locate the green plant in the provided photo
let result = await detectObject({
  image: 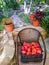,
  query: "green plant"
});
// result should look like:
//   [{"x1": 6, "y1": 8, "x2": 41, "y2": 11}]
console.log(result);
[
  {"x1": 4, "y1": 0, "x2": 20, "y2": 10},
  {"x1": 19, "y1": 13, "x2": 31, "y2": 24},
  {"x1": 0, "y1": 0, "x2": 9, "y2": 18},
  {"x1": 30, "y1": 7, "x2": 35, "y2": 13},
  {"x1": 41, "y1": 16, "x2": 49, "y2": 34},
  {"x1": 20, "y1": 0, "x2": 24, "y2": 4},
  {"x1": 46, "y1": 0, "x2": 49, "y2": 5},
  {"x1": 43, "y1": 8, "x2": 49, "y2": 16},
  {"x1": 0, "y1": 14, "x2": 5, "y2": 23},
  {"x1": 0, "y1": 25, "x2": 4, "y2": 31},
  {"x1": 0, "y1": 0, "x2": 20, "y2": 18},
  {"x1": 20, "y1": 0, "x2": 31, "y2": 5}
]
